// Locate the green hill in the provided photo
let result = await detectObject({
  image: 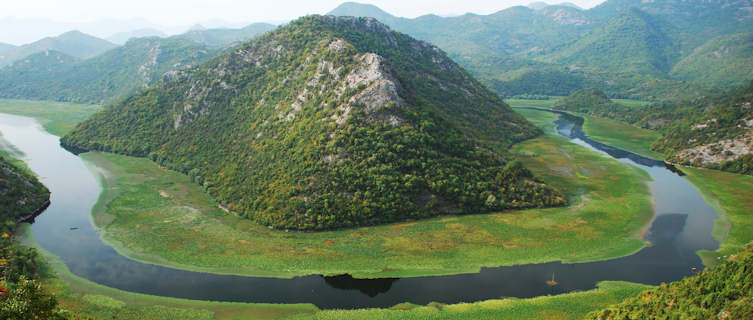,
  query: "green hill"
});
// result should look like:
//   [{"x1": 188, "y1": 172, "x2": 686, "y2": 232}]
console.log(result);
[
  {"x1": 588, "y1": 0, "x2": 753, "y2": 48},
  {"x1": 553, "y1": 87, "x2": 631, "y2": 117},
  {"x1": 0, "y1": 156, "x2": 50, "y2": 228},
  {"x1": 62, "y1": 16, "x2": 564, "y2": 231},
  {"x1": 0, "y1": 26, "x2": 276, "y2": 105},
  {"x1": 541, "y1": 8, "x2": 680, "y2": 75},
  {"x1": 0, "y1": 30, "x2": 116, "y2": 67},
  {"x1": 0, "y1": 154, "x2": 50, "y2": 282},
  {"x1": 671, "y1": 33, "x2": 753, "y2": 89},
  {"x1": 653, "y1": 81, "x2": 753, "y2": 175},
  {"x1": 0, "y1": 37, "x2": 213, "y2": 105},
  {"x1": 588, "y1": 242, "x2": 753, "y2": 319}
]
